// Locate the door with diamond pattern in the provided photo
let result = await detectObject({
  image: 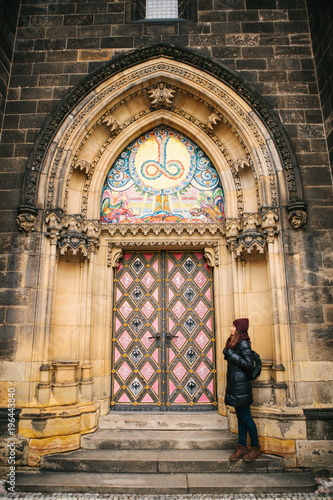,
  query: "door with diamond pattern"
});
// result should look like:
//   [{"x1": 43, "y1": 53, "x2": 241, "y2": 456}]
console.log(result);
[{"x1": 111, "y1": 251, "x2": 217, "y2": 411}]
